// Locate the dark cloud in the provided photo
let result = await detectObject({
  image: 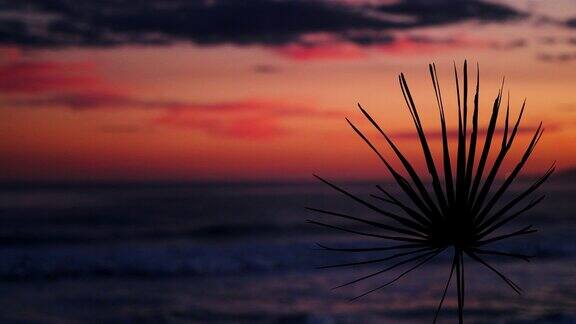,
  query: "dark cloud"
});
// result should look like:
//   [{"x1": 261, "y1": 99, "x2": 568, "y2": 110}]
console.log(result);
[
  {"x1": 253, "y1": 64, "x2": 281, "y2": 74},
  {"x1": 6, "y1": 92, "x2": 154, "y2": 109},
  {"x1": 537, "y1": 52, "x2": 576, "y2": 62},
  {"x1": 489, "y1": 38, "x2": 527, "y2": 50},
  {"x1": 538, "y1": 36, "x2": 576, "y2": 47},
  {"x1": 566, "y1": 17, "x2": 576, "y2": 28},
  {"x1": 0, "y1": 0, "x2": 525, "y2": 48},
  {"x1": 376, "y1": 0, "x2": 523, "y2": 26},
  {"x1": 99, "y1": 124, "x2": 149, "y2": 134},
  {"x1": 539, "y1": 37, "x2": 558, "y2": 45},
  {"x1": 556, "y1": 103, "x2": 576, "y2": 113},
  {"x1": 6, "y1": 92, "x2": 345, "y2": 119}
]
